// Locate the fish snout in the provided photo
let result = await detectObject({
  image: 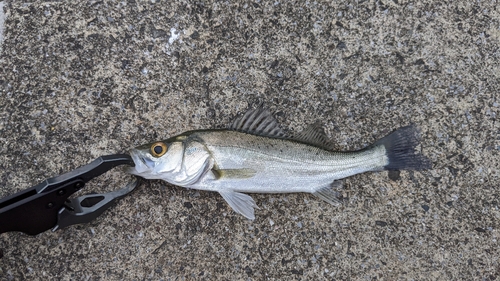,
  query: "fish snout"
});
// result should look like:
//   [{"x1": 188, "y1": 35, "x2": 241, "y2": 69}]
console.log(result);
[{"x1": 128, "y1": 149, "x2": 153, "y2": 174}]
